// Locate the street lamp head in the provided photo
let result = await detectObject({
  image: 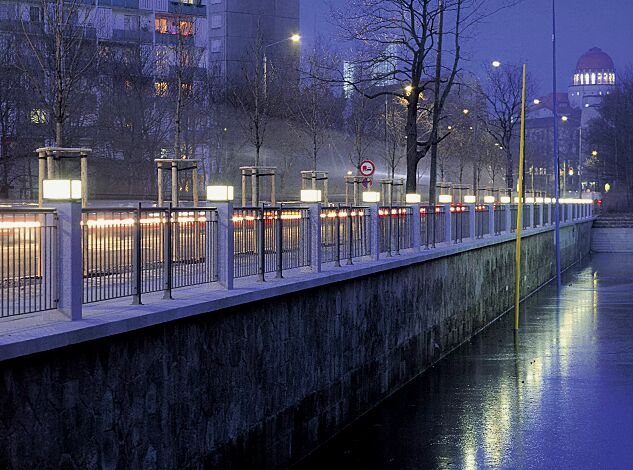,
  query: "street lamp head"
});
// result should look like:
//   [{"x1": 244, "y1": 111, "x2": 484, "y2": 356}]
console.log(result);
[
  {"x1": 592, "y1": 150, "x2": 598, "y2": 157},
  {"x1": 290, "y1": 34, "x2": 301, "y2": 43},
  {"x1": 492, "y1": 60, "x2": 501, "y2": 68},
  {"x1": 463, "y1": 108, "x2": 470, "y2": 115},
  {"x1": 533, "y1": 99, "x2": 541, "y2": 105},
  {"x1": 561, "y1": 115, "x2": 568, "y2": 122},
  {"x1": 404, "y1": 85, "x2": 414, "y2": 96}
]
